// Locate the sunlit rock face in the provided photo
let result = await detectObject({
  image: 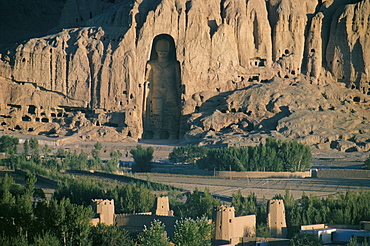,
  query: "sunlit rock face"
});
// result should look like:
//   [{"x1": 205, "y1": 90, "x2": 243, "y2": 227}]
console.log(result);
[{"x1": 0, "y1": 0, "x2": 369, "y2": 151}]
